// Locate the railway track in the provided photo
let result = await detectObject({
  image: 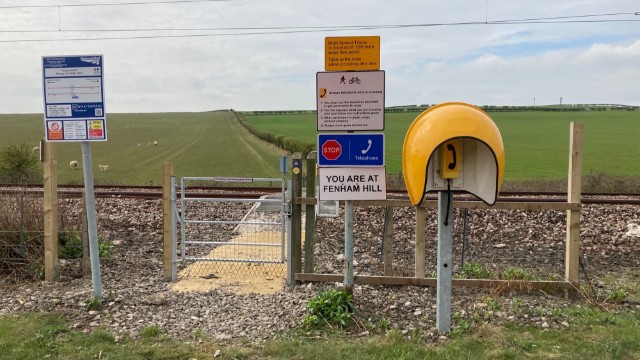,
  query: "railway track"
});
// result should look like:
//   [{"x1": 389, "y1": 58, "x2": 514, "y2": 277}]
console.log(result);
[{"x1": 1, "y1": 184, "x2": 639, "y2": 204}]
